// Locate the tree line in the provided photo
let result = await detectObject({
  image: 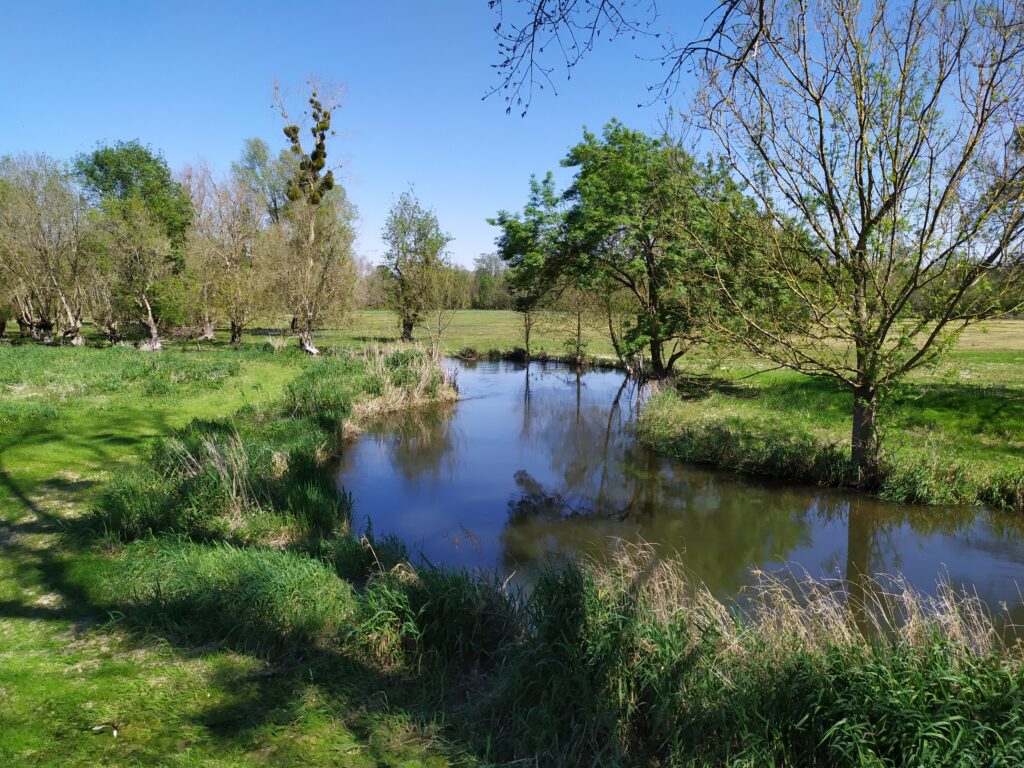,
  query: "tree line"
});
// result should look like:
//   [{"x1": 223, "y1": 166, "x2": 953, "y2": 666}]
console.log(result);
[{"x1": 0, "y1": 84, "x2": 512, "y2": 354}]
